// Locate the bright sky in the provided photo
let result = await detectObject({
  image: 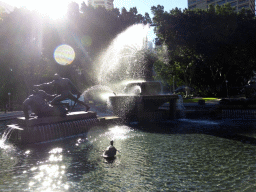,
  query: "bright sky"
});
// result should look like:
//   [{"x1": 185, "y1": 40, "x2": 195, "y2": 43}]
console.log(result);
[
  {"x1": 0, "y1": 0, "x2": 77, "y2": 19},
  {"x1": 113, "y1": 0, "x2": 188, "y2": 42},
  {"x1": 114, "y1": 0, "x2": 188, "y2": 17},
  {"x1": 0, "y1": 0, "x2": 188, "y2": 41},
  {"x1": 1, "y1": 0, "x2": 188, "y2": 19}
]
